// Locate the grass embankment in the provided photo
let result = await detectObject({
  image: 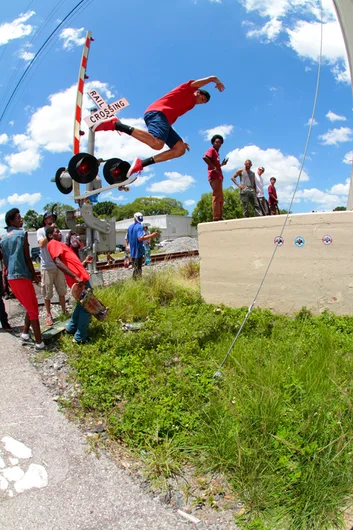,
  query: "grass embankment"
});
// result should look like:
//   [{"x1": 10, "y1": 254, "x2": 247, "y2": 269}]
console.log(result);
[{"x1": 60, "y1": 264, "x2": 353, "y2": 529}]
